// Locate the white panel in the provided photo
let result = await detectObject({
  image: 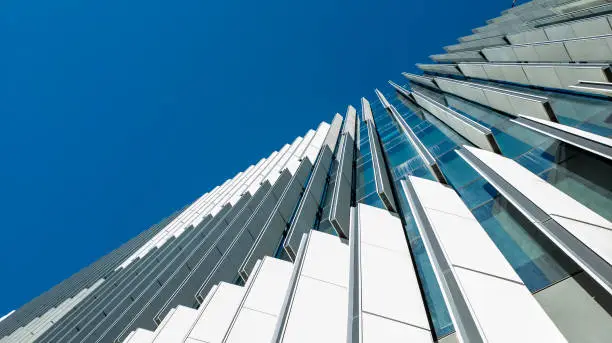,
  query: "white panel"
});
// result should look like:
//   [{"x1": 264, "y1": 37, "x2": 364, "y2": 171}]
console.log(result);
[
  {"x1": 454, "y1": 268, "x2": 567, "y2": 343},
  {"x1": 362, "y1": 312, "x2": 432, "y2": 343},
  {"x1": 356, "y1": 204, "x2": 433, "y2": 341},
  {"x1": 242, "y1": 258, "x2": 293, "y2": 315},
  {"x1": 281, "y1": 276, "x2": 348, "y2": 343},
  {"x1": 280, "y1": 231, "x2": 349, "y2": 343},
  {"x1": 225, "y1": 258, "x2": 293, "y2": 343},
  {"x1": 151, "y1": 305, "x2": 198, "y2": 343},
  {"x1": 358, "y1": 204, "x2": 412, "y2": 253},
  {"x1": 225, "y1": 309, "x2": 277, "y2": 343},
  {"x1": 187, "y1": 283, "x2": 245, "y2": 343},
  {"x1": 424, "y1": 208, "x2": 522, "y2": 283},
  {"x1": 360, "y1": 243, "x2": 430, "y2": 328},
  {"x1": 124, "y1": 328, "x2": 154, "y2": 343},
  {"x1": 300, "y1": 231, "x2": 348, "y2": 288}
]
